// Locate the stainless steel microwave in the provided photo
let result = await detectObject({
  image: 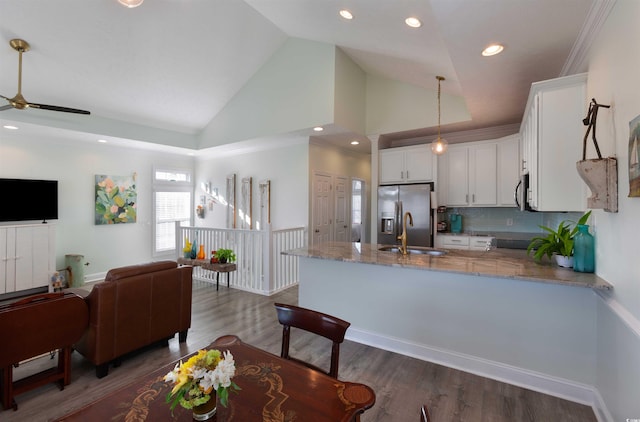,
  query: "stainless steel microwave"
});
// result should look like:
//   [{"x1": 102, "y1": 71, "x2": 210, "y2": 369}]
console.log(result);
[{"x1": 514, "y1": 173, "x2": 535, "y2": 211}]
